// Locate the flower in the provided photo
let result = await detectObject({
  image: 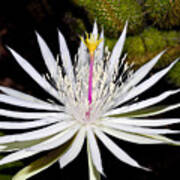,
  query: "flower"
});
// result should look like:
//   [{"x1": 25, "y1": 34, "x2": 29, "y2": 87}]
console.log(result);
[{"x1": 0, "y1": 22, "x2": 179, "y2": 180}]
